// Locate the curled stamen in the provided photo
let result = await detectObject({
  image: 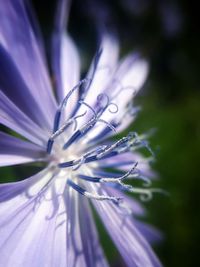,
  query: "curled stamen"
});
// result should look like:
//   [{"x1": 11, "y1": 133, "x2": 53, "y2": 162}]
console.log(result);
[
  {"x1": 97, "y1": 93, "x2": 109, "y2": 109},
  {"x1": 53, "y1": 79, "x2": 91, "y2": 132},
  {"x1": 107, "y1": 102, "x2": 118, "y2": 114},
  {"x1": 46, "y1": 112, "x2": 87, "y2": 154},
  {"x1": 96, "y1": 119, "x2": 116, "y2": 132},
  {"x1": 111, "y1": 78, "x2": 137, "y2": 100},
  {"x1": 61, "y1": 79, "x2": 90, "y2": 109},
  {"x1": 62, "y1": 116, "x2": 97, "y2": 150},
  {"x1": 124, "y1": 187, "x2": 167, "y2": 202},
  {"x1": 80, "y1": 49, "x2": 103, "y2": 99},
  {"x1": 96, "y1": 134, "x2": 134, "y2": 159},
  {"x1": 67, "y1": 179, "x2": 122, "y2": 203},
  {"x1": 79, "y1": 100, "x2": 97, "y2": 117},
  {"x1": 100, "y1": 163, "x2": 138, "y2": 183},
  {"x1": 78, "y1": 163, "x2": 137, "y2": 186},
  {"x1": 72, "y1": 145, "x2": 108, "y2": 170}
]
